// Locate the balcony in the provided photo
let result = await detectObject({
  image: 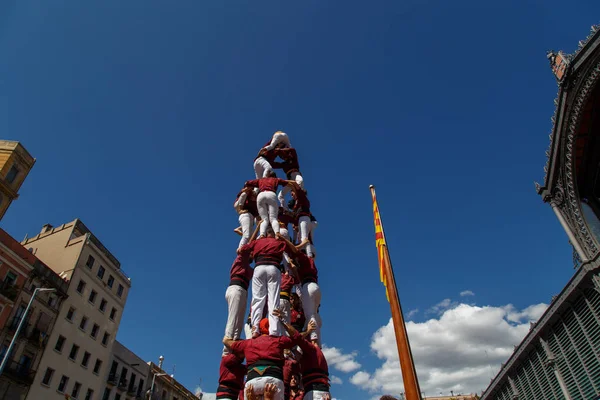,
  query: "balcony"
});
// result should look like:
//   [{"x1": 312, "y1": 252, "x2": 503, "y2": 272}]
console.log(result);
[
  {"x1": 117, "y1": 378, "x2": 128, "y2": 391},
  {"x1": 26, "y1": 327, "x2": 49, "y2": 348},
  {"x1": 3, "y1": 360, "x2": 36, "y2": 385},
  {"x1": 107, "y1": 373, "x2": 119, "y2": 386},
  {"x1": 127, "y1": 385, "x2": 138, "y2": 395},
  {"x1": 0, "y1": 281, "x2": 19, "y2": 302}
]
